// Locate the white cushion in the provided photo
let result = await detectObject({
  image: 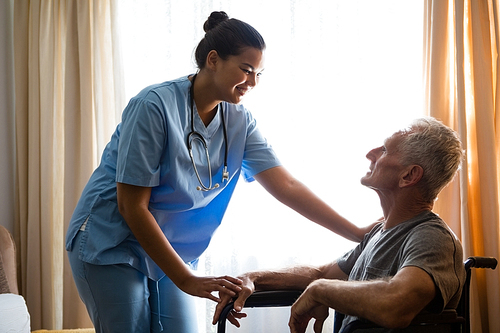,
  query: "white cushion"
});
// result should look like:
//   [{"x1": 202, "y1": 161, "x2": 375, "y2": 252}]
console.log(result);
[{"x1": 0, "y1": 293, "x2": 31, "y2": 332}]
